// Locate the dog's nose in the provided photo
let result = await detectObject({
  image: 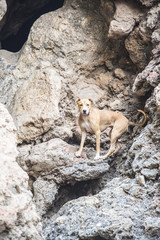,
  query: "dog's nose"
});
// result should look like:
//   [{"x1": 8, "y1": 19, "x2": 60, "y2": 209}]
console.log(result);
[{"x1": 83, "y1": 109, "x2": 87, "y2": 114}]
